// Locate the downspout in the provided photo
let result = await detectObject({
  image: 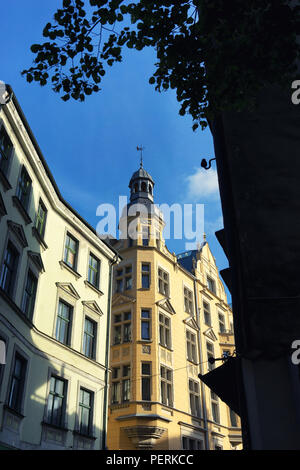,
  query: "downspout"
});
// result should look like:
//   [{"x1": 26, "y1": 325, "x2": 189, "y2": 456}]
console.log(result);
[
  {"x1": 194, "y1": 277, "x2": 209, "y2": 450},
  {"x1": 102, "y1": 253, "x2": 119, "y2": 450}
]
